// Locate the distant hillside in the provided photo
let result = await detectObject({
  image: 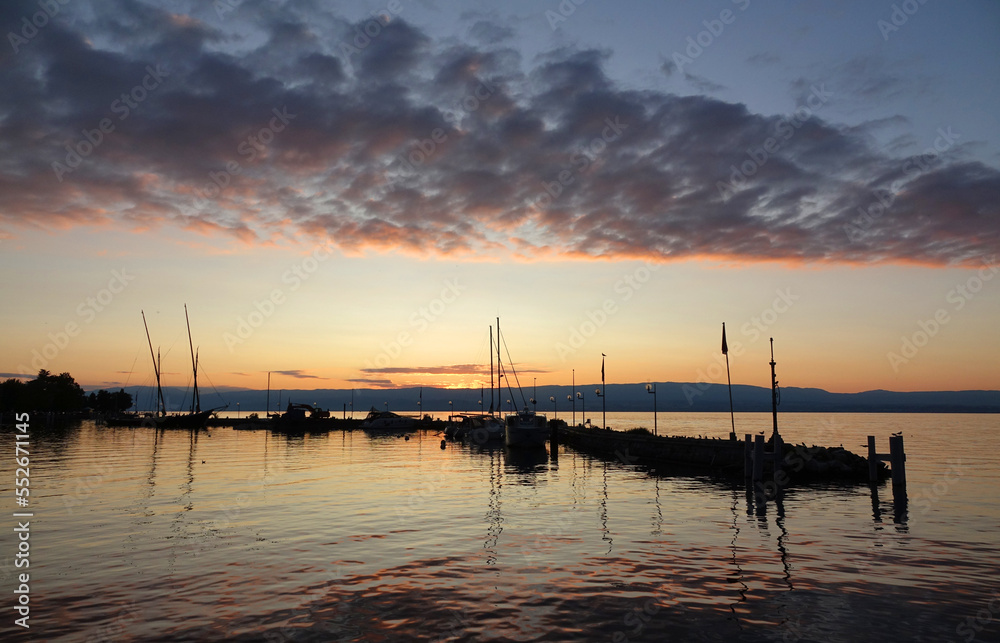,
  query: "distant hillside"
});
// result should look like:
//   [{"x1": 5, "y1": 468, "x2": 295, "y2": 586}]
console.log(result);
[{"x1": 104, "y1": 382, "x2": 1000, "y2": 414}]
